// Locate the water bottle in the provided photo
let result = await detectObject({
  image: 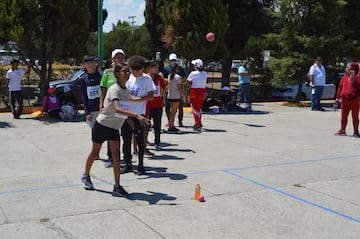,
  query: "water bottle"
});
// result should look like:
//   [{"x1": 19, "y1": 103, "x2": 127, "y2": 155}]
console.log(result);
[{"x1": 194, "y1": 183, "x2": 201, "y2": 200}]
